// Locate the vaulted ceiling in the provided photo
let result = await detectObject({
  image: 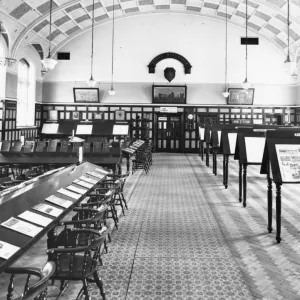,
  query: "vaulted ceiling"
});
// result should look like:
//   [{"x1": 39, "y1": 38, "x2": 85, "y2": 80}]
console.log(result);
[{"x1": 1, "y1": 0, "x2": 300, "y2": 61}]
